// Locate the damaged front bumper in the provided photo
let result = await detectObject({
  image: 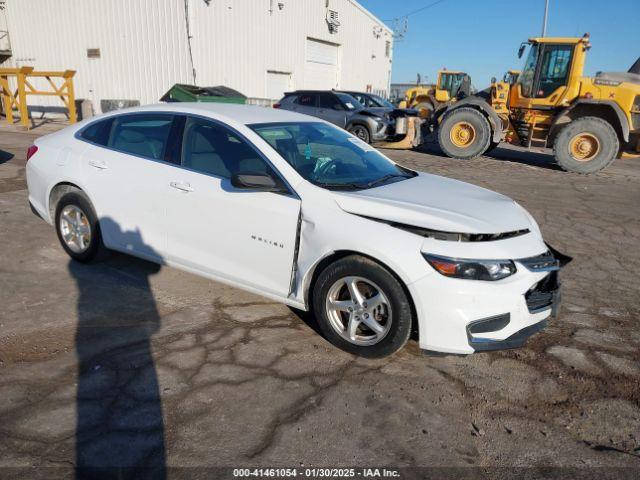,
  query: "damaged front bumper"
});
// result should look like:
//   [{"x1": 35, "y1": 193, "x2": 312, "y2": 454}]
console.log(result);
[
  {"x1": 413, "y1": 244, "x2": 571, "y2": 355},
  {"x1": 376, "y1": 116, "x2": 425, "y2": 149}
]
